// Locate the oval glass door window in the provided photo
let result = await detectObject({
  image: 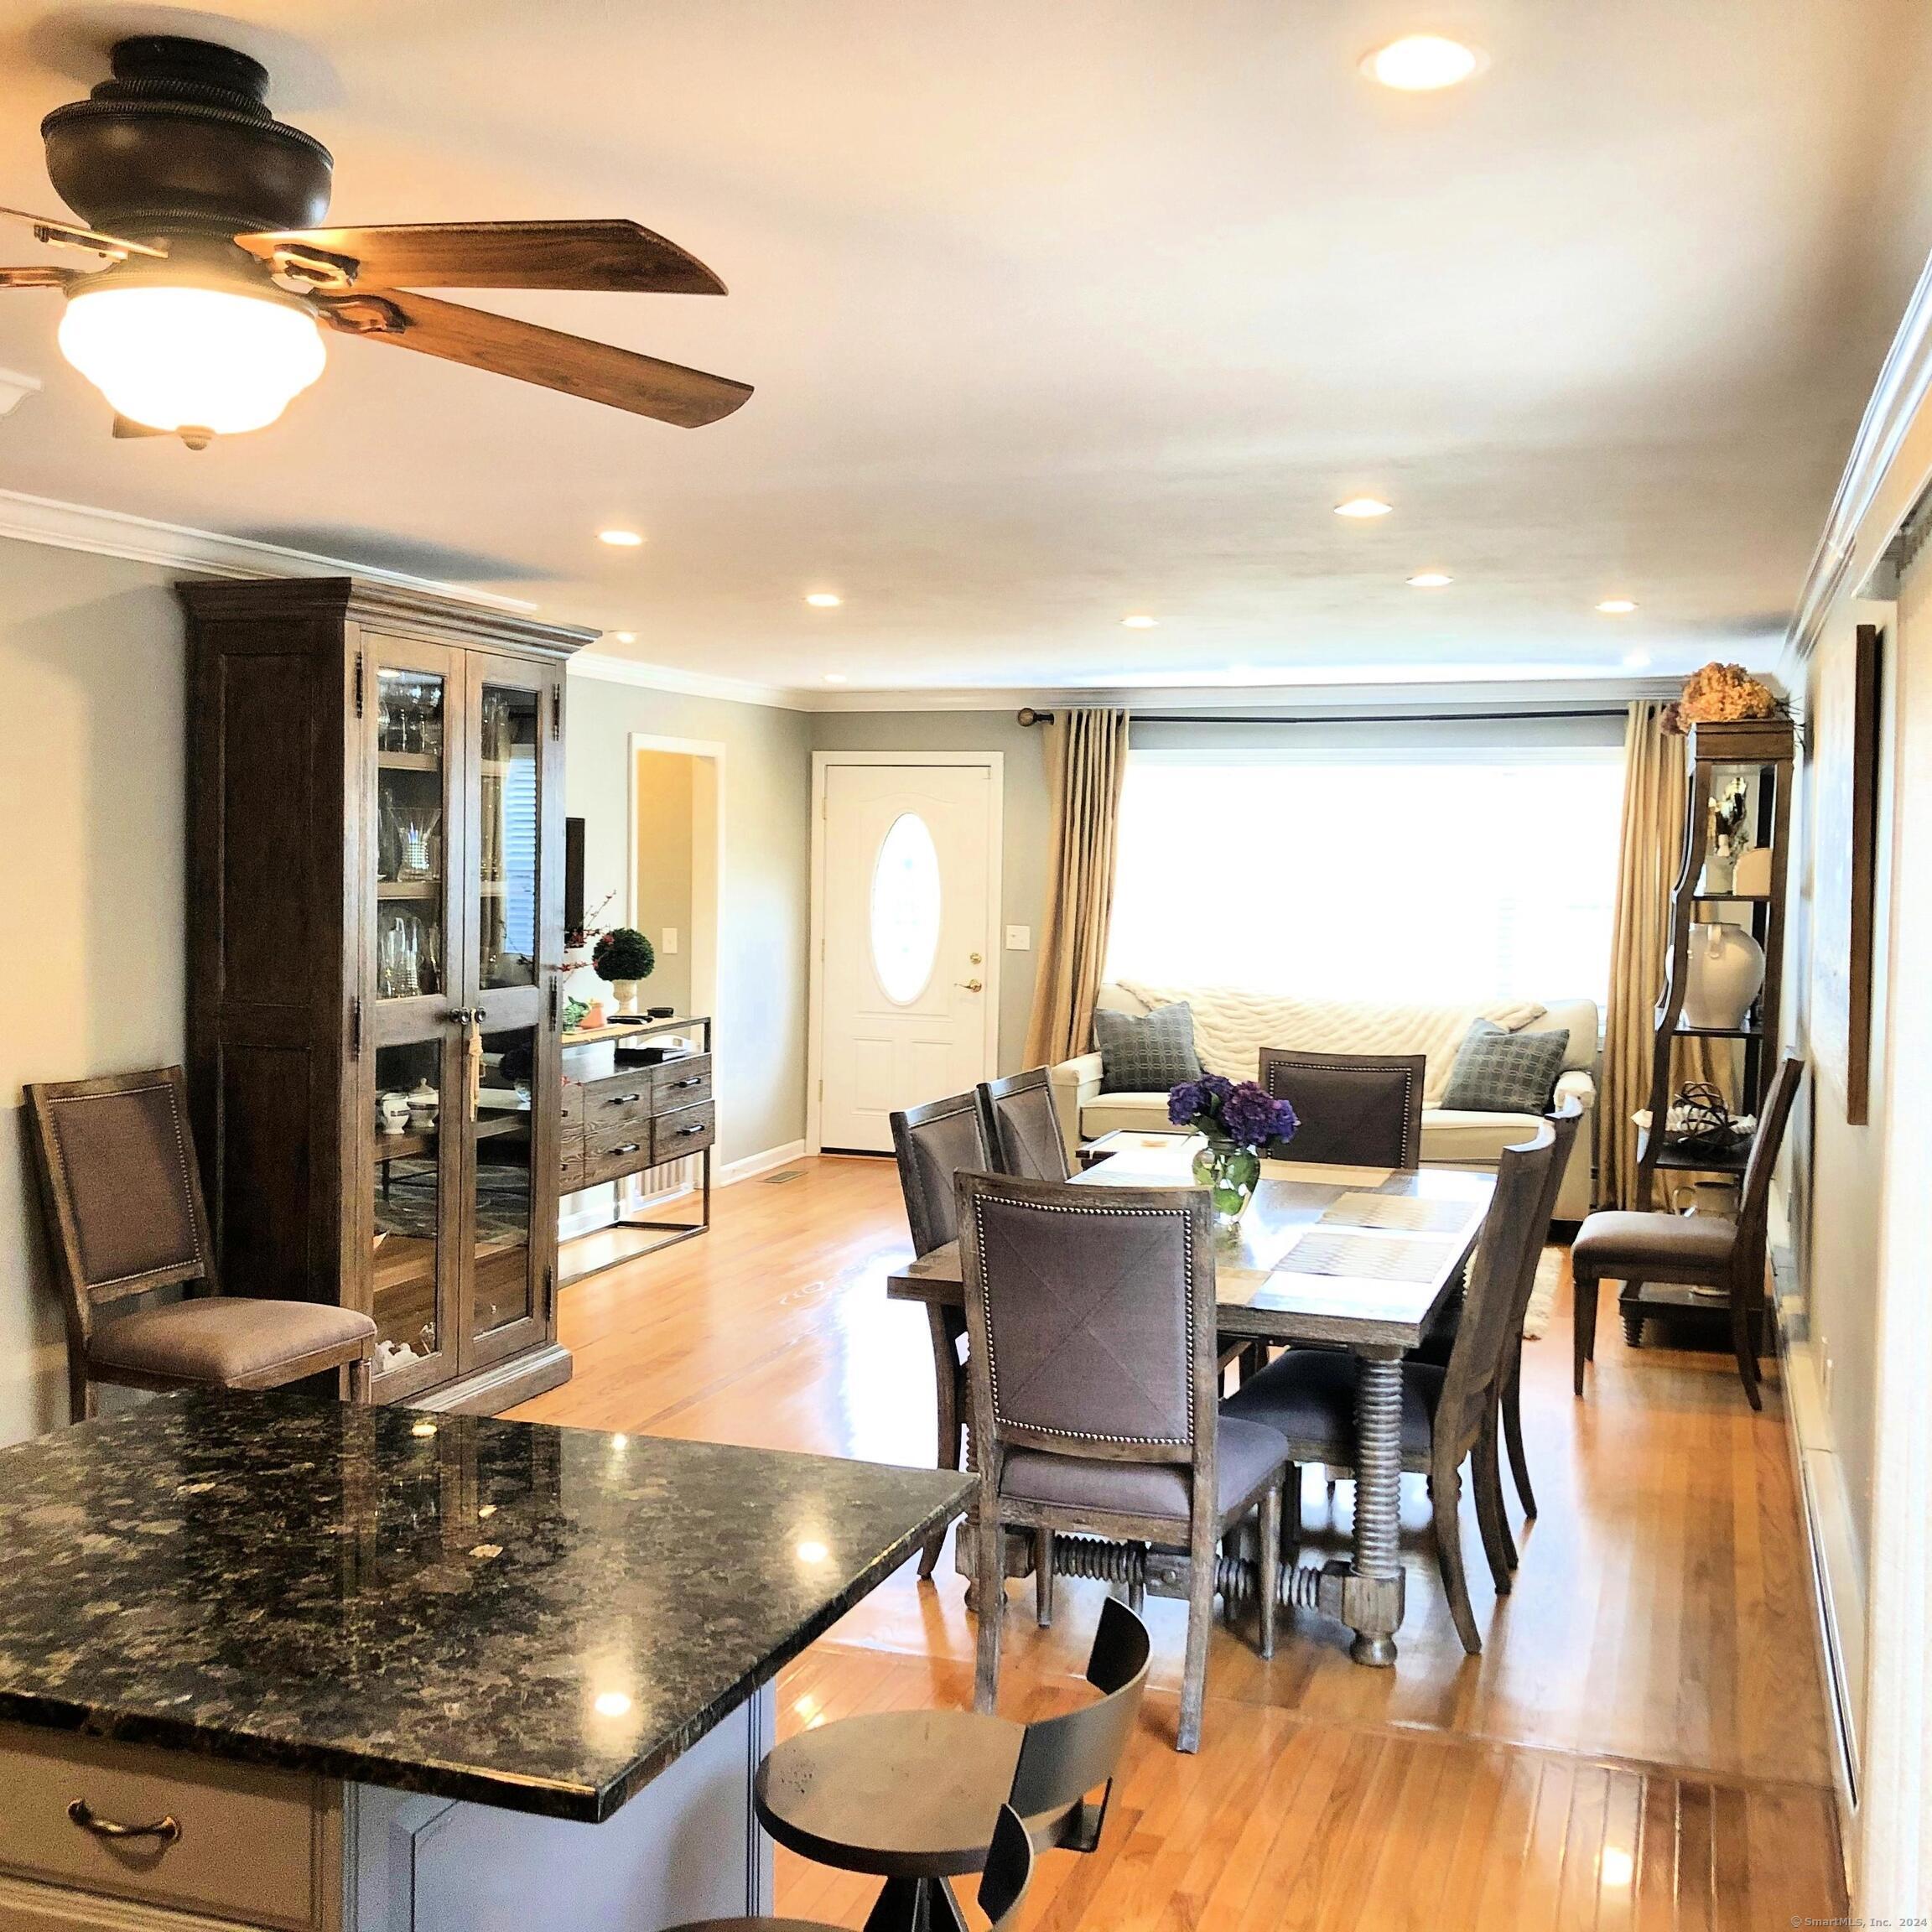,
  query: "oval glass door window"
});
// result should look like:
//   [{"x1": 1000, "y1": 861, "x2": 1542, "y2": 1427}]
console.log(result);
[{"x1": 870, "y1": 812, "x2": 943, "y2": 1005}]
